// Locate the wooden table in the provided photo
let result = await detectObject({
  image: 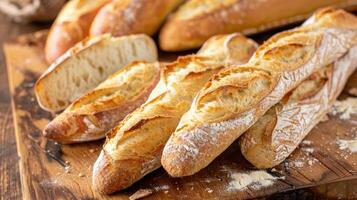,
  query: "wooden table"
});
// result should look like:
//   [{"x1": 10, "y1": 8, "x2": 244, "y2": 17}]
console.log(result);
[
  {"x1": 0, "y1": 13, "x2": 49, "y2": 199},
  {"x1": 1, "y1": 13, "x2": 357, "y2": 200}
]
